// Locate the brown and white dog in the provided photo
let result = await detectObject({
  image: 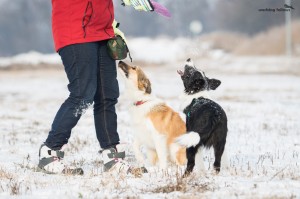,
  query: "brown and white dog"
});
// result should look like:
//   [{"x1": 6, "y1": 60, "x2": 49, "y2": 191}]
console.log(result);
[{"x1": 118, "y1": 61, "x2": 186, "y2": 169}]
